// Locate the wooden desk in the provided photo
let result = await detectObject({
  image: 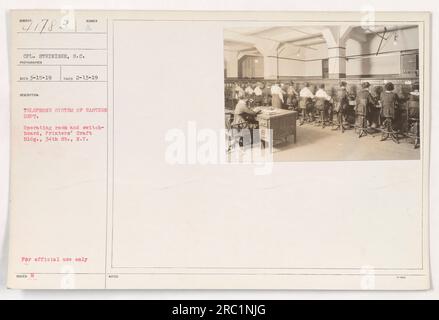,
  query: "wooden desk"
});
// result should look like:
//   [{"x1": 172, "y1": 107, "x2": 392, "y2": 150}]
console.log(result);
[{"x1": 257, "y1": 108, "x2": 297, "y2": 146}]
